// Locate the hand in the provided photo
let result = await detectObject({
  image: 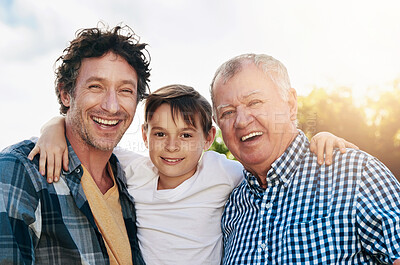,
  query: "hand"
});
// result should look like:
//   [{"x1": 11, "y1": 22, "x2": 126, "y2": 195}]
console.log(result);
[
  {"x1": 27, "y1": 116, "x2": 68, "y2": 183},
  {"x1": 309, "y1": 132, "x2": 359, "y2": 166},
  {"x1": 393, "y1": 259, "x2": 400, "y2": 265}
]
